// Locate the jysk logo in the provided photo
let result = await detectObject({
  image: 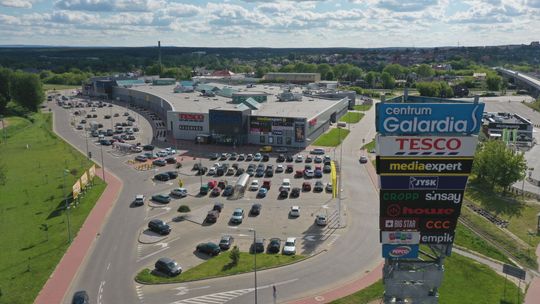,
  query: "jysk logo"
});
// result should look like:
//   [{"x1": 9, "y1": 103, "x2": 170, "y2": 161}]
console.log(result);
[
  {"x1": 379, "y1": 176, "x2": 469, "y2": 190},
  {"x1": 376, "y1": 103, "x2": 485, "y2": 135},
  {"x1": 410, "y1": 176, "x2": 438, "y2": 189}
]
